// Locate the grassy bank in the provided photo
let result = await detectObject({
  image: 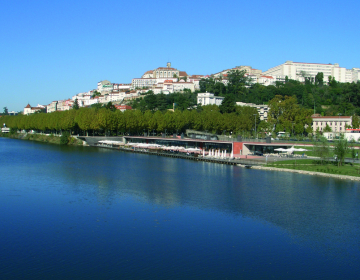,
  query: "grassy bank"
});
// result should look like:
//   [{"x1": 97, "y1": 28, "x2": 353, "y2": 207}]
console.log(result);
[
  {"x1": 0, "y1": 132, "x2": 84, "y2": 146},
  {"x1": 267, "y1": 159, "x2": 360, "y2": 177}
]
